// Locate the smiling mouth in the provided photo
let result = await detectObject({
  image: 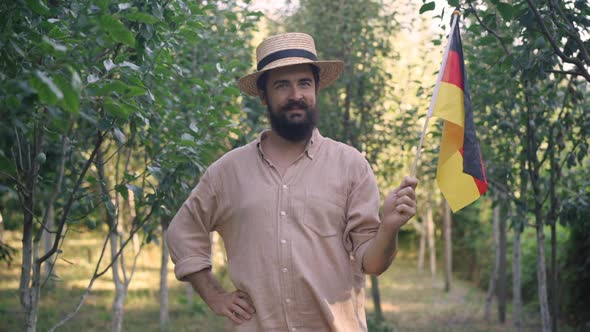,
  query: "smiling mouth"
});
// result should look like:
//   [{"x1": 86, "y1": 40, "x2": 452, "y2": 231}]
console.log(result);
[{"x1": 286, "y1": 108, "x2": 304, "y2": 115}]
